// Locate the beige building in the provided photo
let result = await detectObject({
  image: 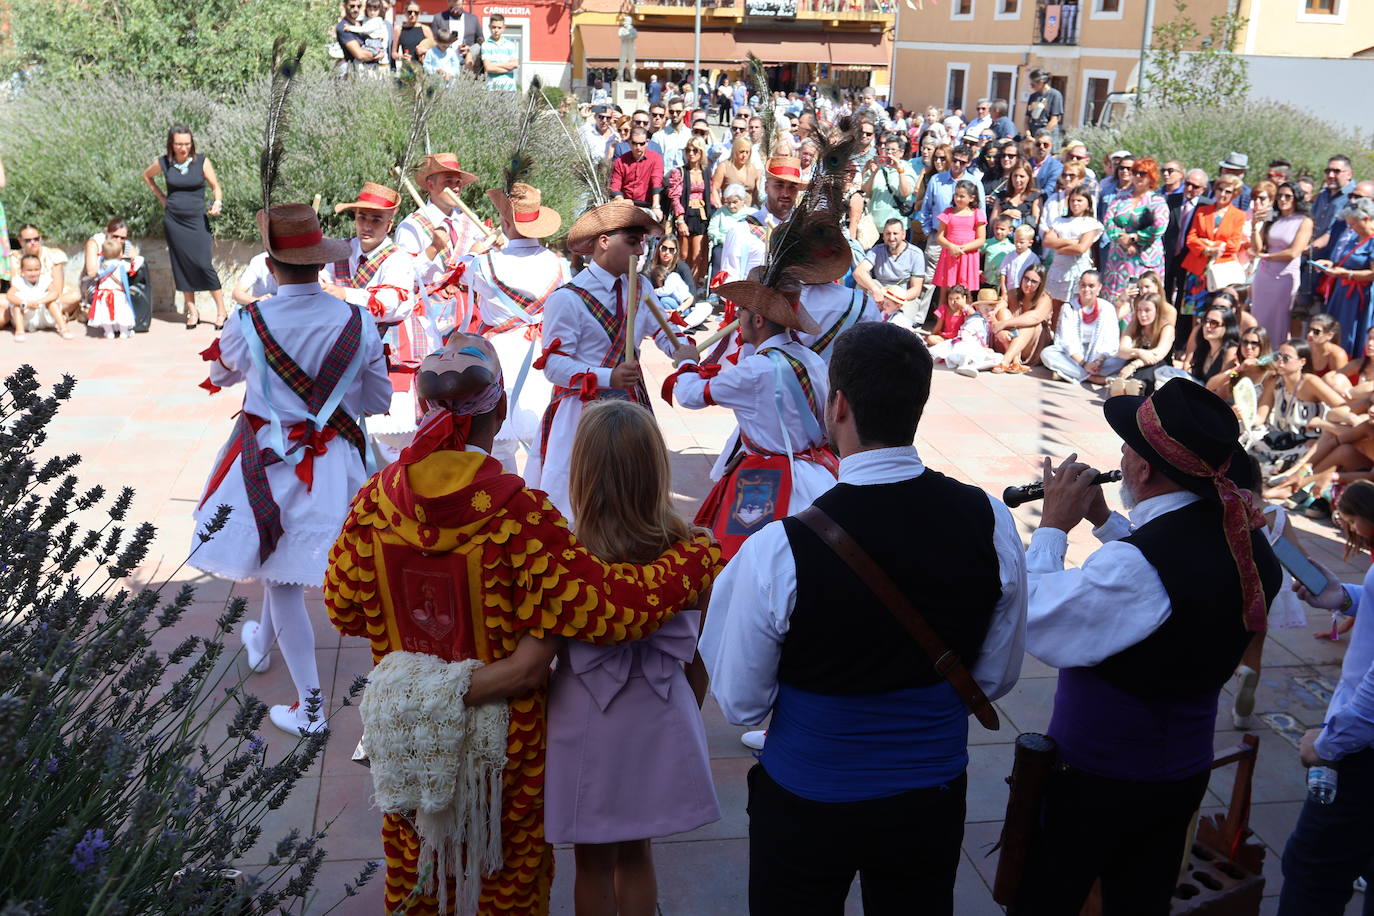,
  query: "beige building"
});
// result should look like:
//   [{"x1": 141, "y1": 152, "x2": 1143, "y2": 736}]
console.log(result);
[{"x1": 891, "y1": 0, "x2": 1374, "y2": 131}]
